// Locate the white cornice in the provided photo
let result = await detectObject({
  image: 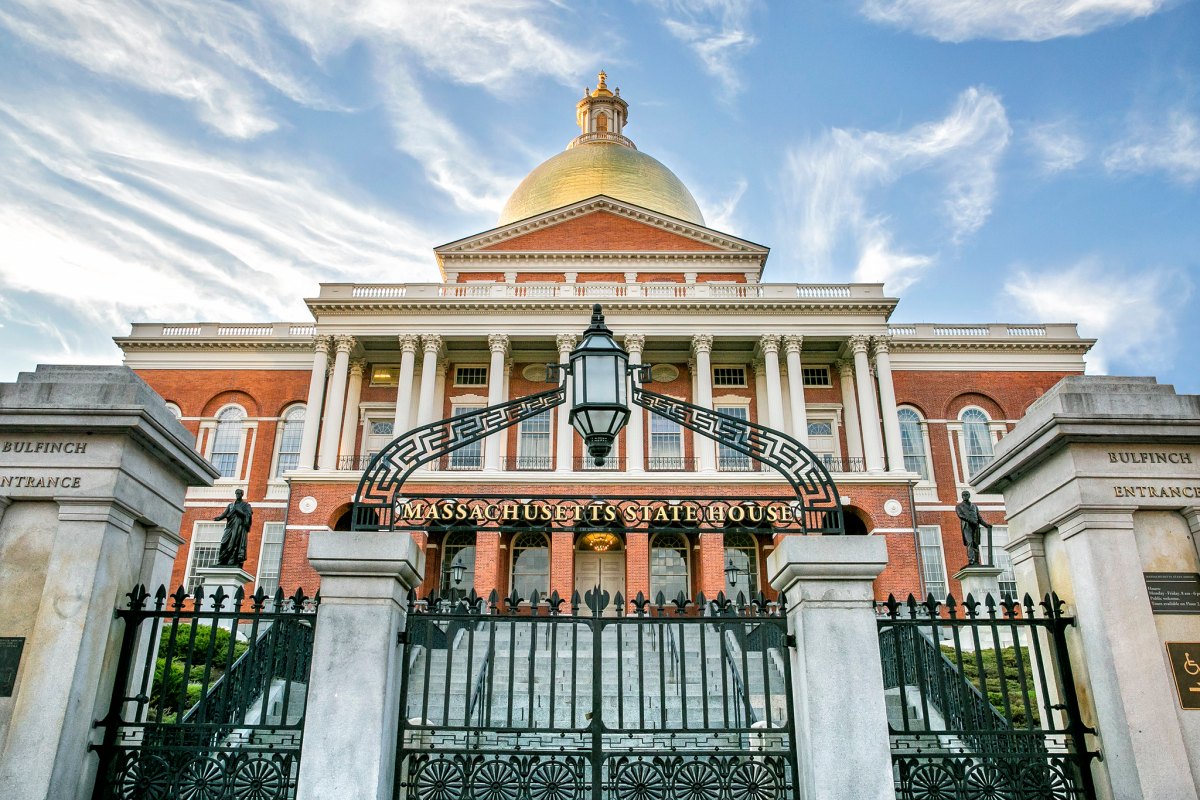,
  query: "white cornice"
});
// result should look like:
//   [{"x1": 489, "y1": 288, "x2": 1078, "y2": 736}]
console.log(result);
[{"x1": 303, "y1": 298, "x2": 899, "y2": 317}]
